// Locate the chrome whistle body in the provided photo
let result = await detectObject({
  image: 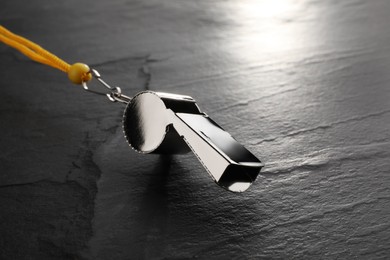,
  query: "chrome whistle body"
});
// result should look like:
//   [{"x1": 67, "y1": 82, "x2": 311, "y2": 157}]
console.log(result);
[{"x1": 122, "y1": 91, "x2": 263, "y2": 192}]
